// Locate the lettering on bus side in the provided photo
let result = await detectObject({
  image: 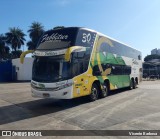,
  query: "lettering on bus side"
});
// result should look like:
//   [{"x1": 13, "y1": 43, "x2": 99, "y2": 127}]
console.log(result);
[{"x1": 75, "y1": 83, "x2": 83, "y2": 87}]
